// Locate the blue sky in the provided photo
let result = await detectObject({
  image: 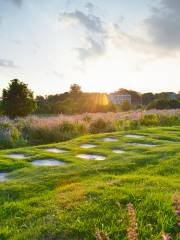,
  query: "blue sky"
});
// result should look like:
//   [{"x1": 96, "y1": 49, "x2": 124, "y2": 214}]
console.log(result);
[{"x1": 0, "y1": 0, "x2": 180, "y2": 95}]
